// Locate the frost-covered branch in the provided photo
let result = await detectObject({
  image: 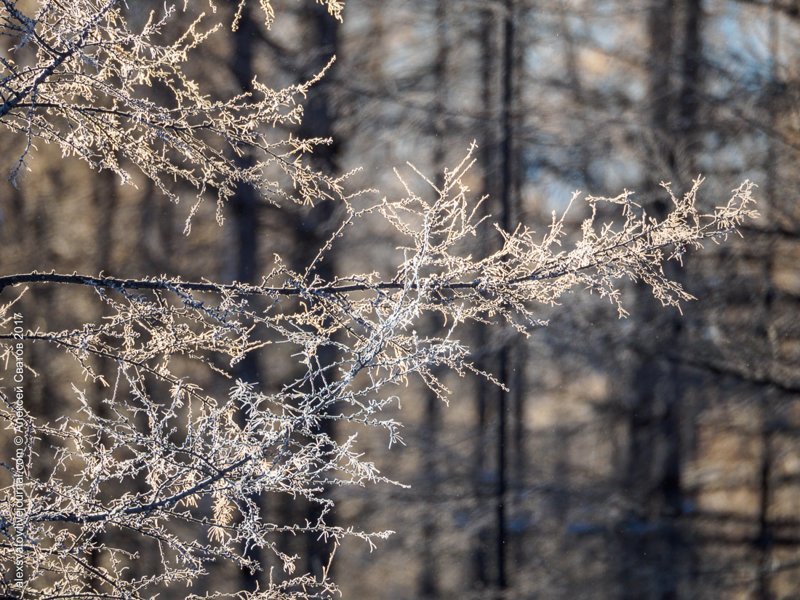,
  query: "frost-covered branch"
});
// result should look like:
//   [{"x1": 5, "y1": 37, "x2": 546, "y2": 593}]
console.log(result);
[
  {"x1": 0, "y1": 1, "x2": 759, "y2": 598},
  {"x1": 0, "y1": 144, "x2": 757, "y2": 597},
  {"x1": 0, "y1": 0, "x2": 347, "y2": 230}
]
